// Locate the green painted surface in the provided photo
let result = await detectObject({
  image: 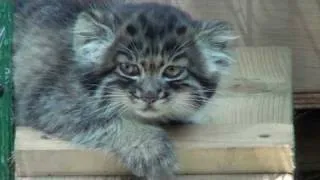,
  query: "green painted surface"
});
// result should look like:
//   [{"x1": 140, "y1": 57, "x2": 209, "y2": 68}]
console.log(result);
[{"x1": 0, "y1": 0, "x2": 14, "y2": 179}]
